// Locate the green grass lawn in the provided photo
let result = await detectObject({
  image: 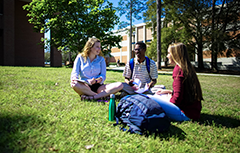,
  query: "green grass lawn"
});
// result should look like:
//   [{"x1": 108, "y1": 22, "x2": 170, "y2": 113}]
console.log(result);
[{"x1": 0, "y1": 66, "x2": 239, "y2": 152}]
